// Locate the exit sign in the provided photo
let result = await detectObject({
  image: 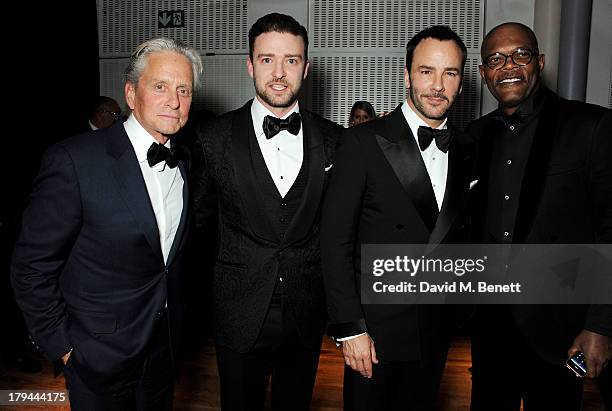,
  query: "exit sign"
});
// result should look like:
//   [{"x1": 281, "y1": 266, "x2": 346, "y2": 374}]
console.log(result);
[{"x1": 158, "y1": 10, "x2": 185, "y2": 28}]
